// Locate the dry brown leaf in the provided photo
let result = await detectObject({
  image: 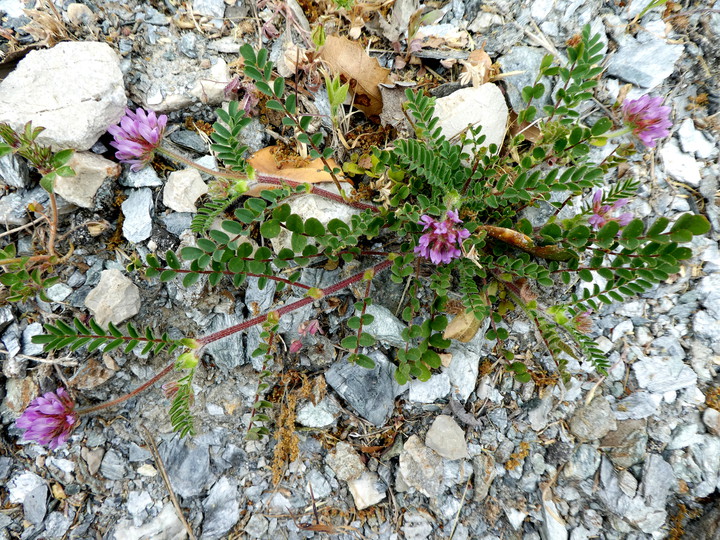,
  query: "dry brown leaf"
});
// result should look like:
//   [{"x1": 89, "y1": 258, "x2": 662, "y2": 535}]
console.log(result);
[
  {"x1": 460, "y1": 49, "x2": 492, "y2": 87},
  {"x1": 319, "y1": 35, "x2": 391, "y2": 120},
  {"x1": 443, "y1": 310, "x2": 484, "y2": 342},
  {"x1": 245, "y1": 145, "x2": 350, "y2": 196}
]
